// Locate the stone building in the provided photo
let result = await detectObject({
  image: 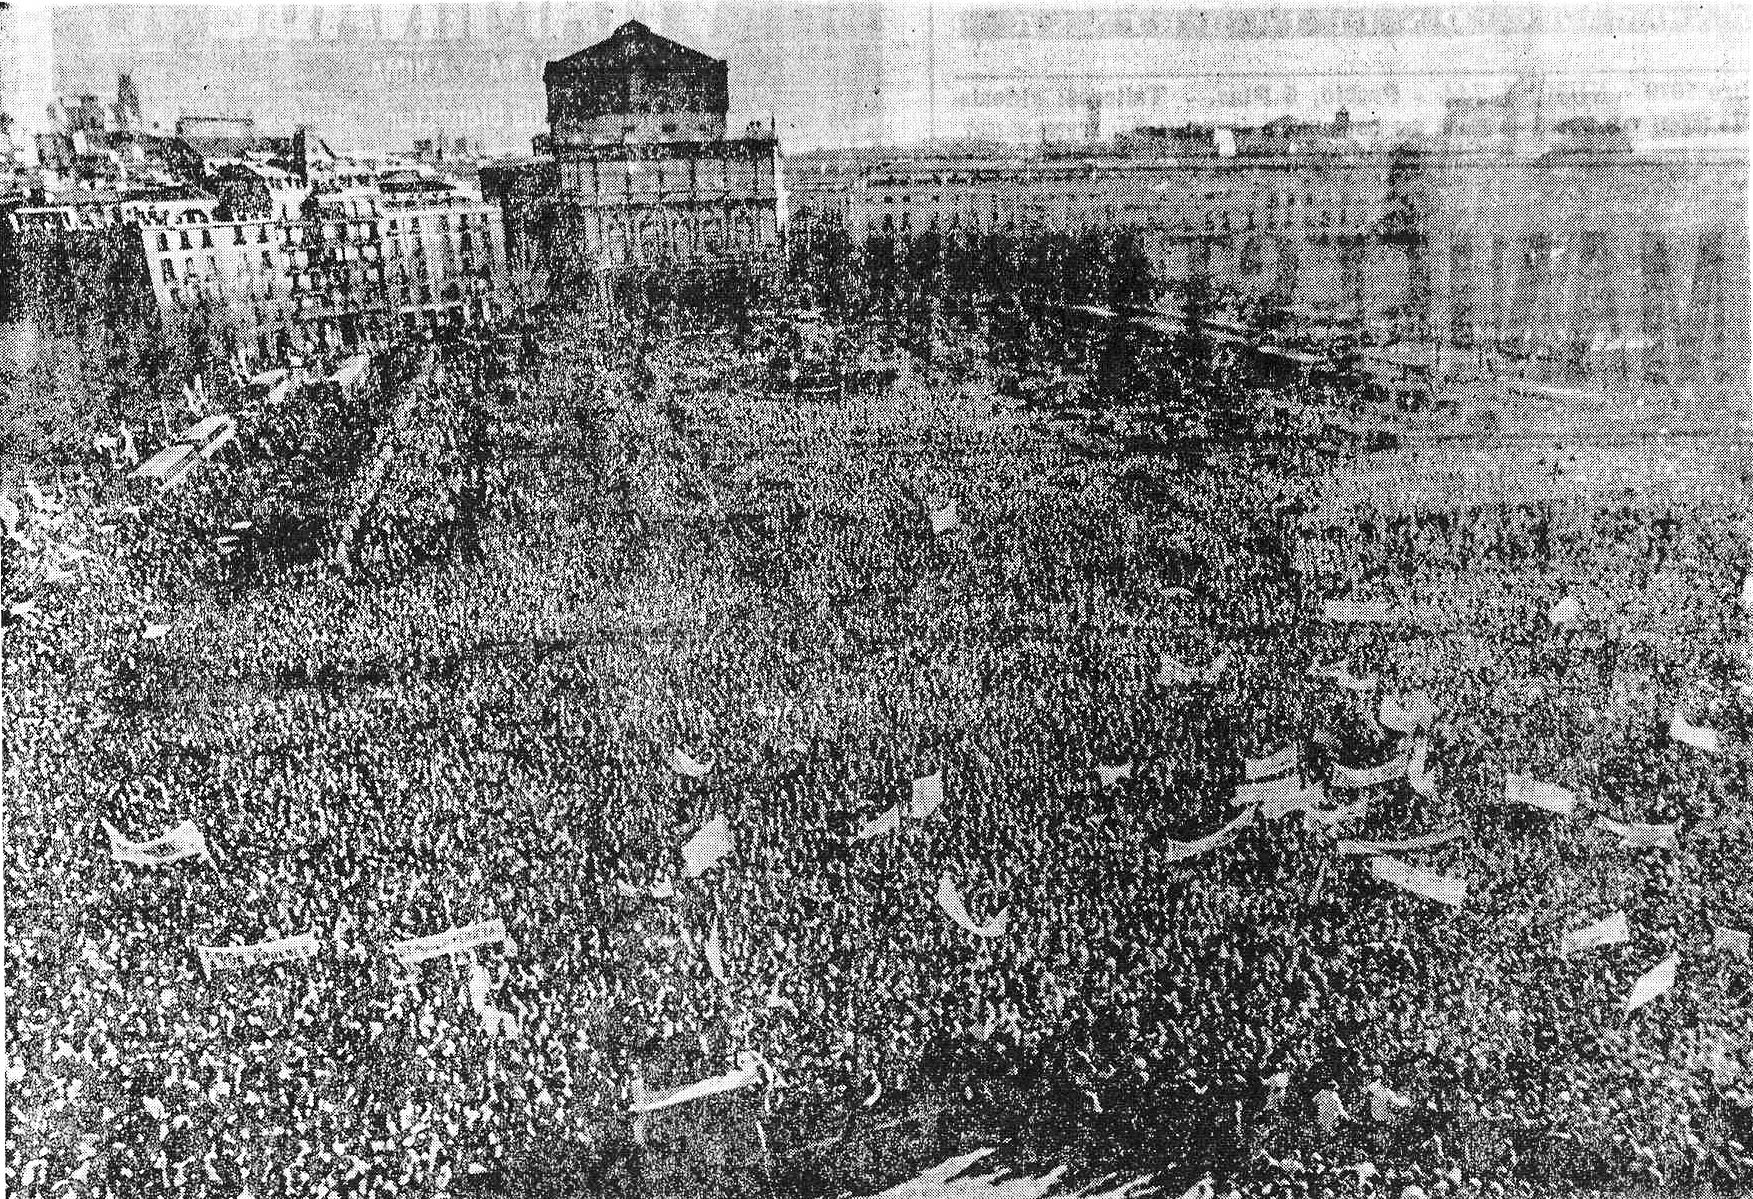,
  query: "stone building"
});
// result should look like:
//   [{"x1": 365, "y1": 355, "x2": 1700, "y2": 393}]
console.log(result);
[
  {"x1": 484, "y1": 20, "x2": 783, "y2": 285},
  {"x1": 138, "y1": 182, "x2": 508, "y2": 362}
]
